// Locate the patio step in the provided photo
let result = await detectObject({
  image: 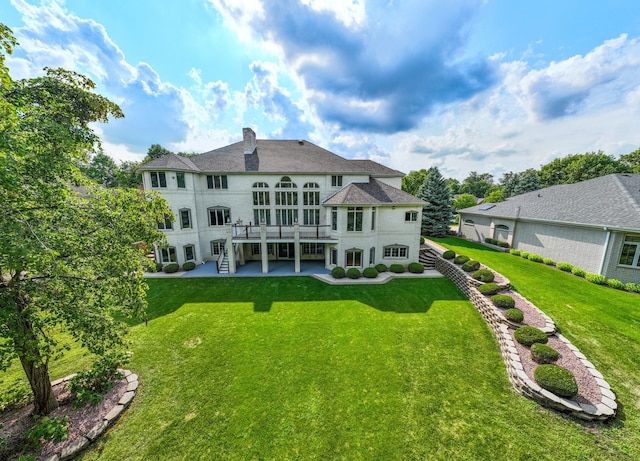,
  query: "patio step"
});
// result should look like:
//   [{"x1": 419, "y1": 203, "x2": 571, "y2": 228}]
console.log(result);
[
  {"x1": 419, "y1": 249, "x2": 437, "y2": 269},
  {"x1": 219, "y1": 252, "x2": 229, "y2": 274}
]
